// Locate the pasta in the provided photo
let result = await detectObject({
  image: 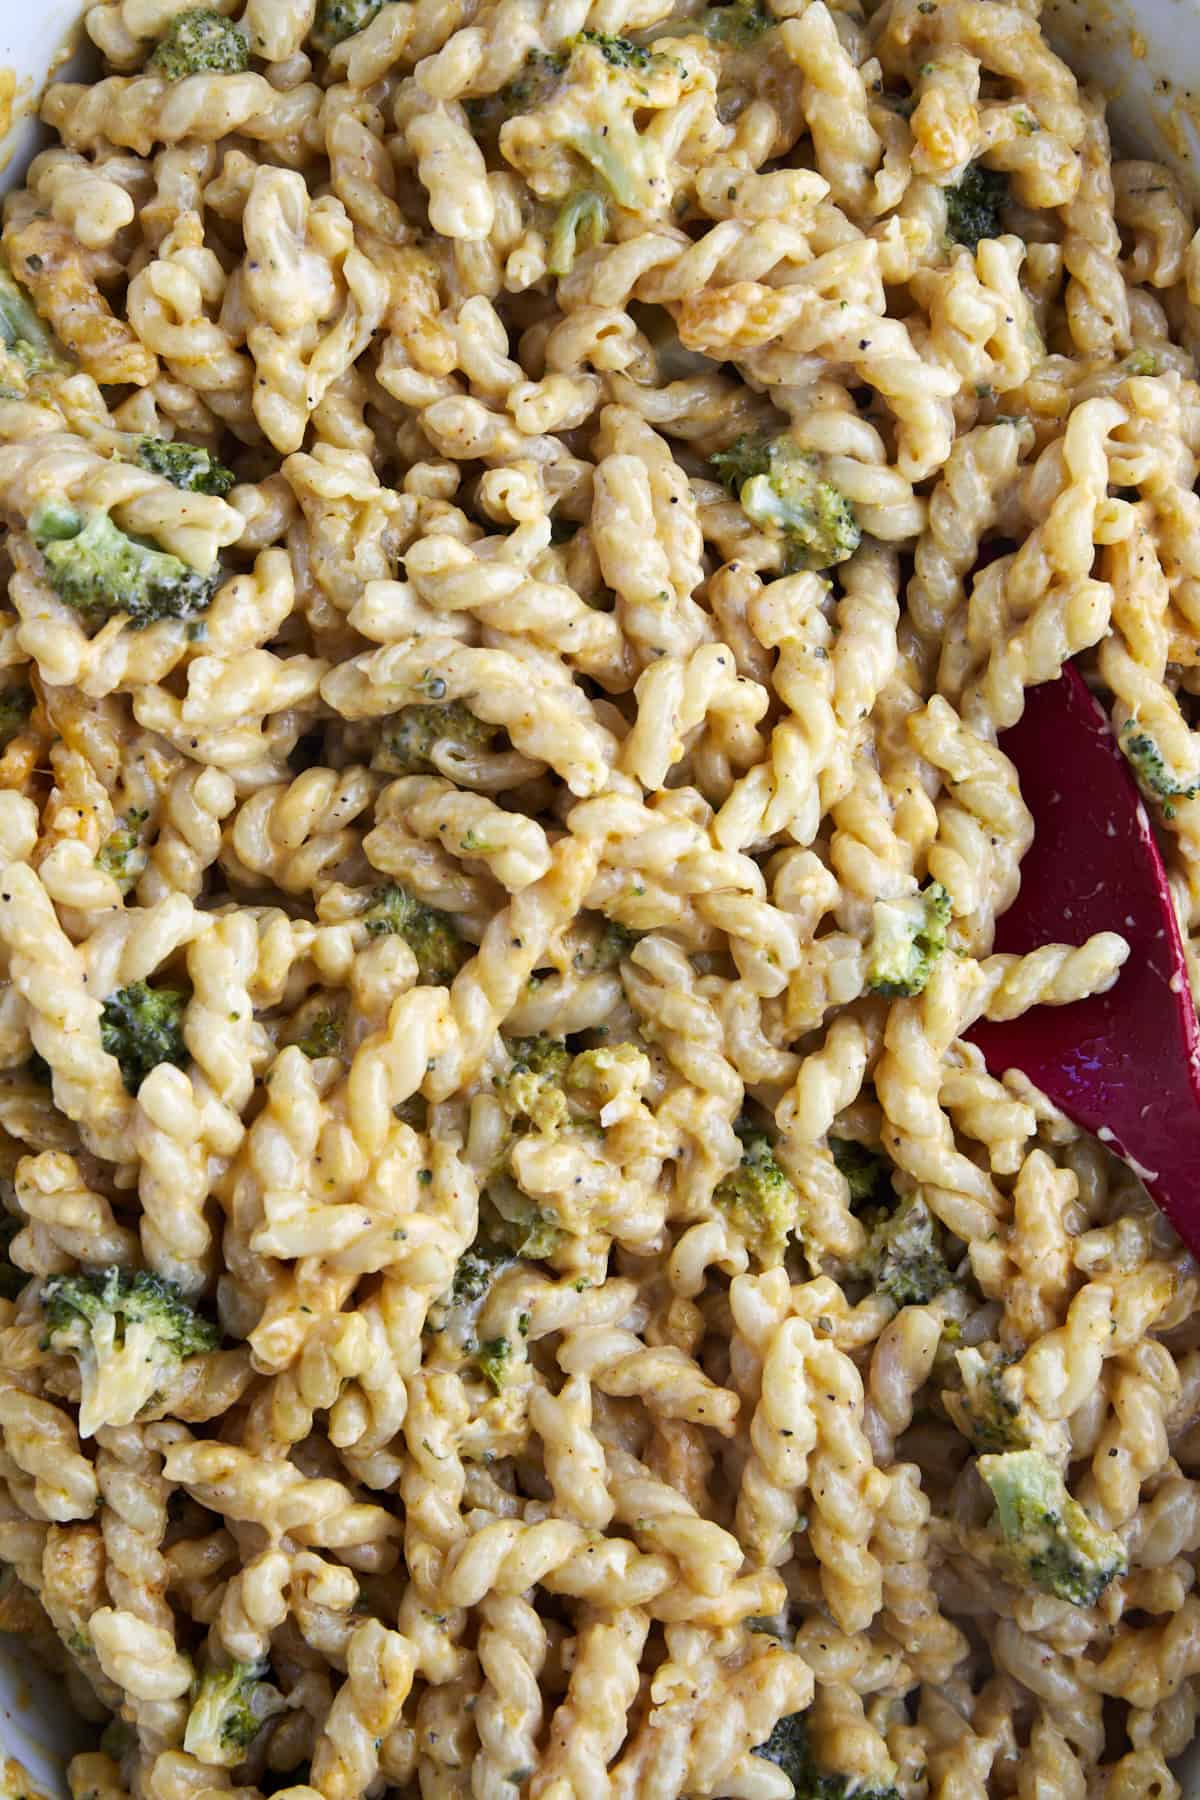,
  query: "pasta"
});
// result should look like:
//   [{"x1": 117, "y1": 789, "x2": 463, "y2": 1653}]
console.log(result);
[{"x1": 0, "y1": 1, "x2": 1196, "y2": 1797}]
